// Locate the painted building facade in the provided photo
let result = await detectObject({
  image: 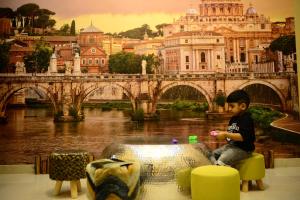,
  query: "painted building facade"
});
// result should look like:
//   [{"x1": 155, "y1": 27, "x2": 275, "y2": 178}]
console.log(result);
[
  {"x1": 79, "y1": 24, "x2": 108, "y2": 73},
  {"x1": 161, "y1": 31, "x2": 225, "y2": 74},
  {"x1": 134, "y1": 38, "x2": 164, "y2": 56},
  {"x1": 162, "y1": 0, "x2": 275, "y2": 73},
  {"x1": 102, "y1": 36, "x2": 123, "y2": 56},
  {"x1": 272, "y1": 17, "x2": 295, "y2": 38}
]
